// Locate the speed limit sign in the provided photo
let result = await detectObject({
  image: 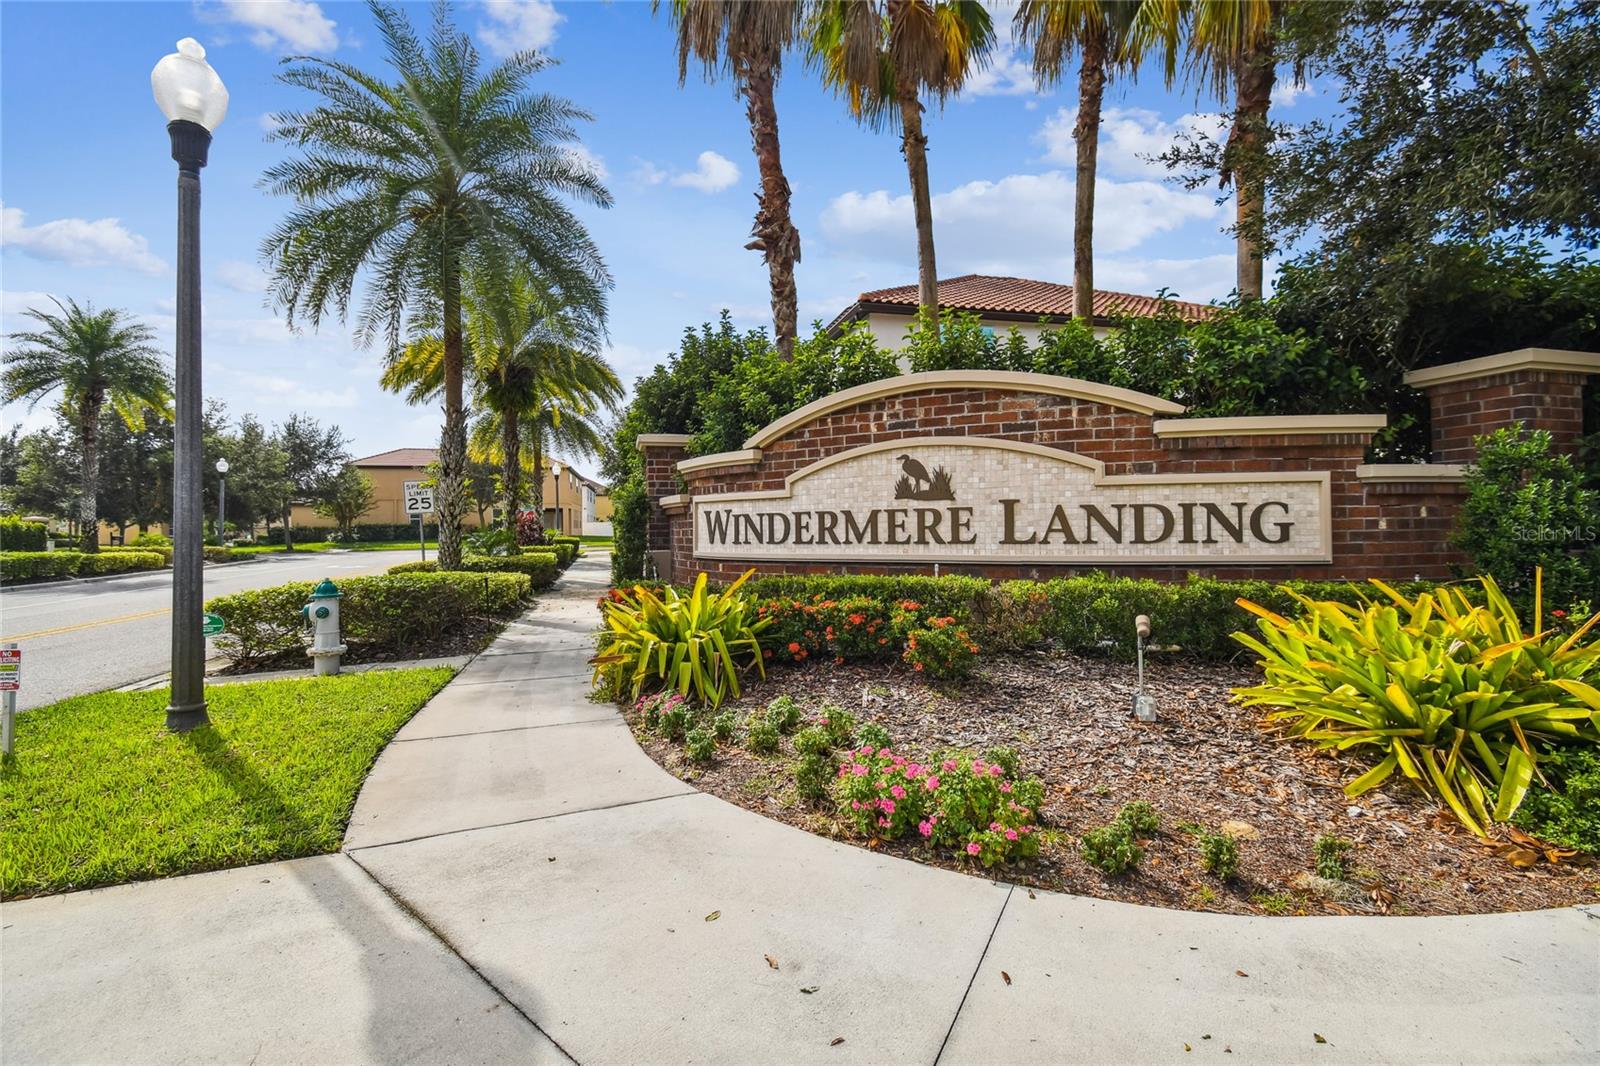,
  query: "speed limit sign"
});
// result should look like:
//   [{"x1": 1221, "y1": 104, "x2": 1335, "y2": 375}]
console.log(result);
[{"x1": 403, "y1": 480, "x2": 435, "y2": 515}]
